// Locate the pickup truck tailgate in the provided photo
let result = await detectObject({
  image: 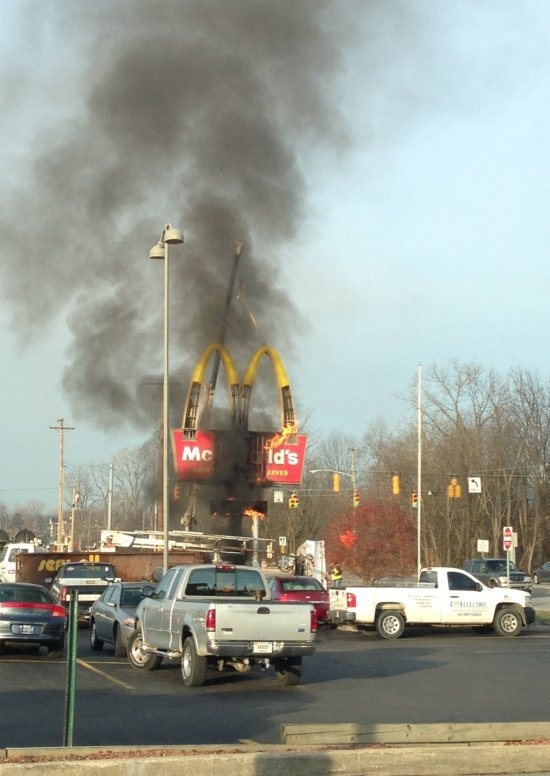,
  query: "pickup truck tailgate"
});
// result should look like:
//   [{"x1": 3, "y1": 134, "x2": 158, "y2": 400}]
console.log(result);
[{"x1": 213, "y1": 601, "x2": 314, "y2": 642}]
